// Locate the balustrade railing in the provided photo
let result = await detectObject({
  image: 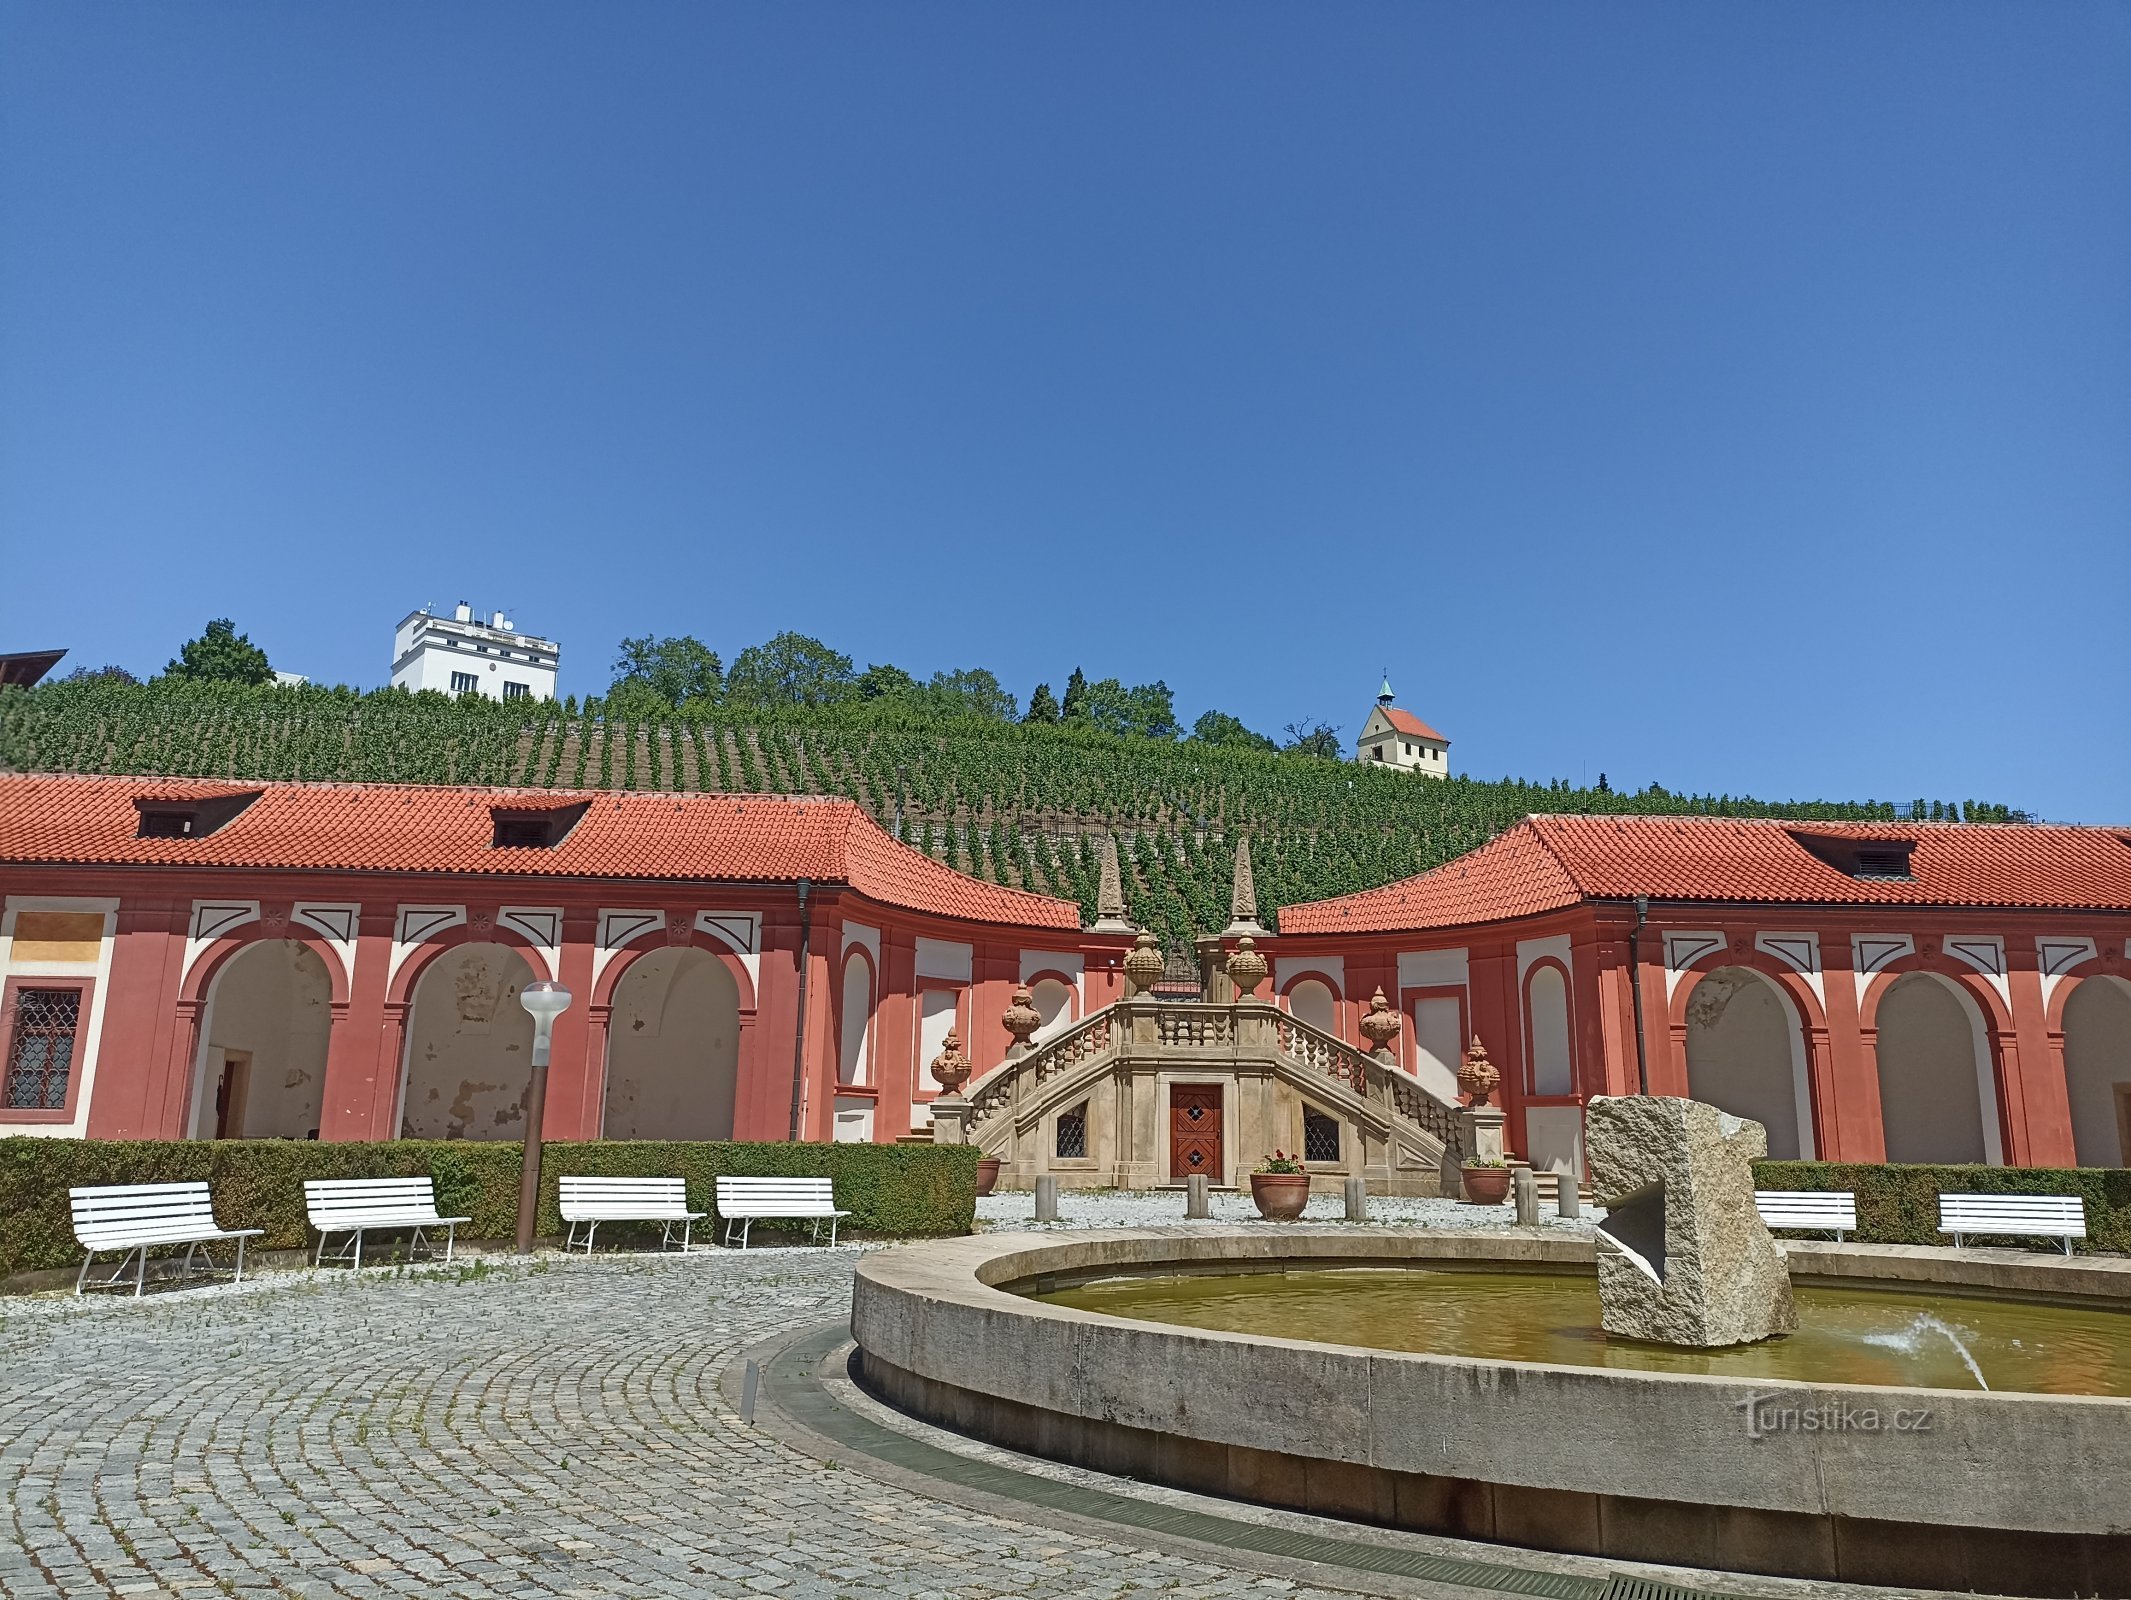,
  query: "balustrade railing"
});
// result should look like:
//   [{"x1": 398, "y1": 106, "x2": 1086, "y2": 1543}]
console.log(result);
[{"x1": 967, "y1": 1008, "x2": 1116, "y2": 1125}]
